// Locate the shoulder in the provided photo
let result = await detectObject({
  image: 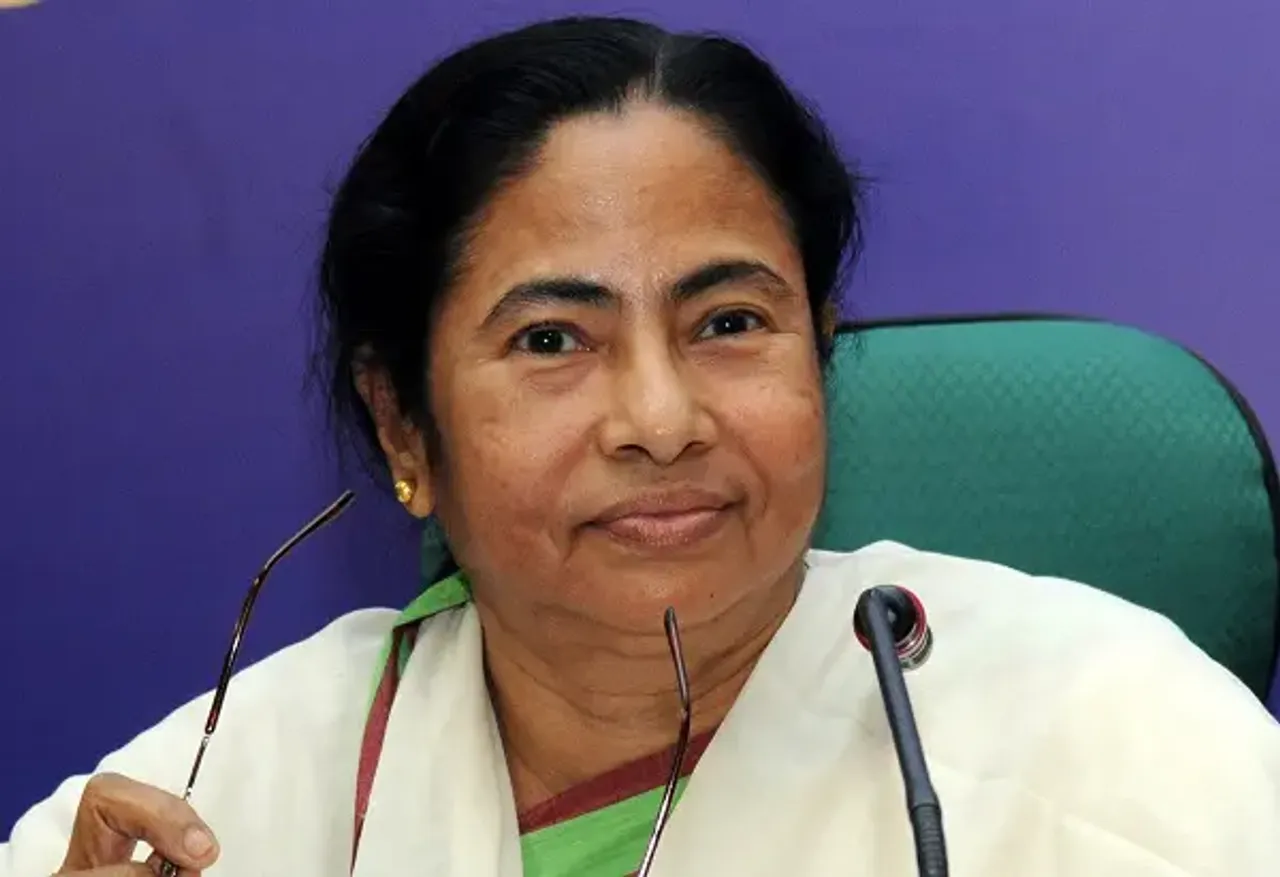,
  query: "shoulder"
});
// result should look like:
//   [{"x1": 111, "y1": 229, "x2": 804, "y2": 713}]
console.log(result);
[
  {"x1": 806, "y1": 543, "x2": 1280, "y2": 872},
  {"x1": 142, "y1": 605, "x2": 398, "y2": 771},
  {"x1": 1, "y1": 608, "x2": 398, "y2": 876},
  {"x1": 806, "y1": 540, "x2": 1193, "y2": 662},
  {"x1": 804, "y1": 540, "x2": 1269, "y2": 726}
]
